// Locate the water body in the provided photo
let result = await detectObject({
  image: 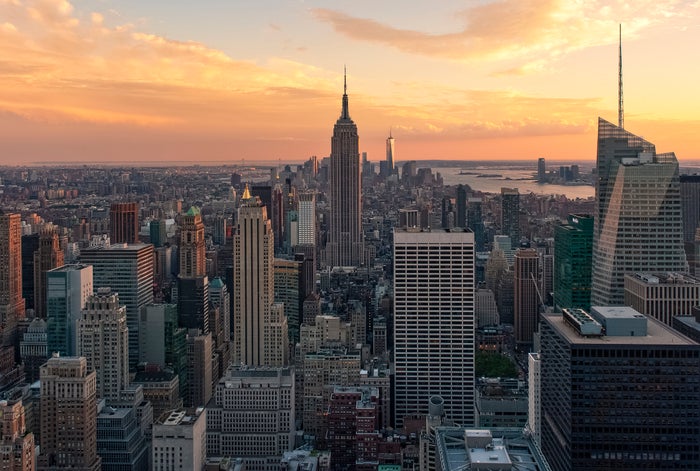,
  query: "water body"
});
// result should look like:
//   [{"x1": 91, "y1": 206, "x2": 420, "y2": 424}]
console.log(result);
[{"x1": 440, "y1": 166, "x2": 595, "y2": 199}]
